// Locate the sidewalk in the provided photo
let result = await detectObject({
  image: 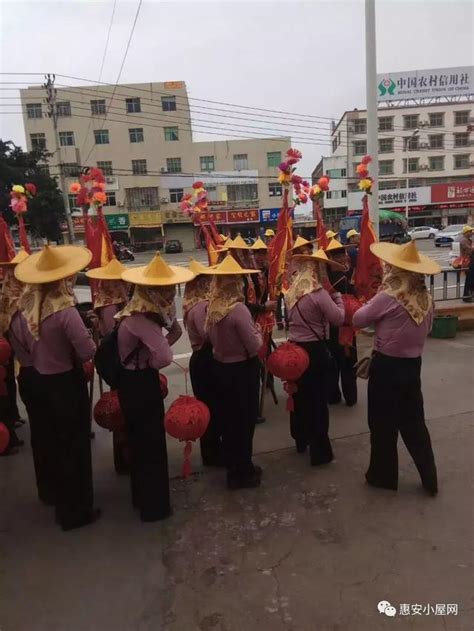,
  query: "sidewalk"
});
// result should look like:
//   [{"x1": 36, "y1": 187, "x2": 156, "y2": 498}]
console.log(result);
[{"x1": 1, "y1": 333, "x2": 473, "y2": 631}]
